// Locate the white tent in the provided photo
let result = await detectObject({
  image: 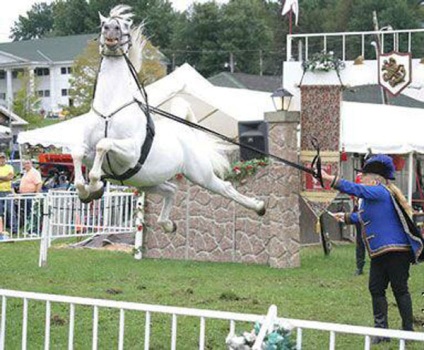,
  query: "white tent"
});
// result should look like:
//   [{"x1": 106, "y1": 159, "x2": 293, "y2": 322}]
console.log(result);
[
  {"x1": 17, "y1": 63, "x2": 275, "y2": 148},
  {"x1": 341, "y1": 101, "x2": 424, "y2": 154}
]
